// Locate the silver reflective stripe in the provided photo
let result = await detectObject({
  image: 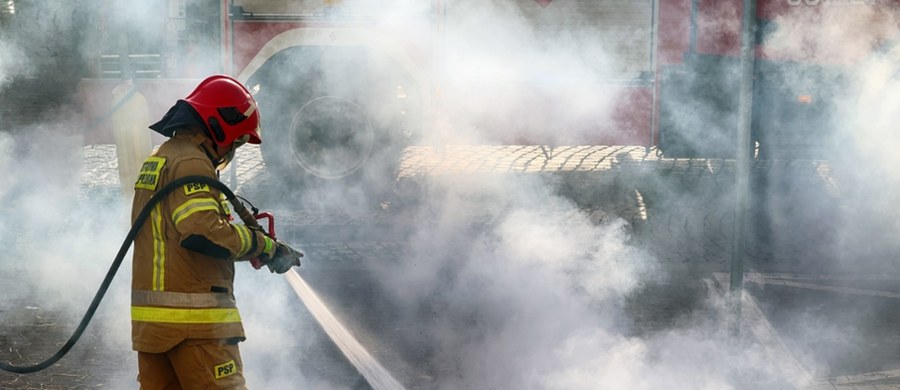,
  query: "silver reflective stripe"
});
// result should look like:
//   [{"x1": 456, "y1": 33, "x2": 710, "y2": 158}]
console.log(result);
[{"x1": 132, "y1": 290, "x2": 236, "y2": 308}]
